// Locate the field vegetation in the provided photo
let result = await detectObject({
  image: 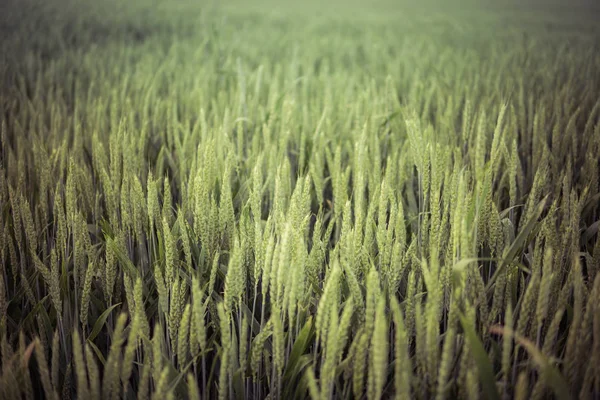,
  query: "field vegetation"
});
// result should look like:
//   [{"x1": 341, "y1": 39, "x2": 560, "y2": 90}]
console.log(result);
[{"x1": 1, "y1": 0, "x2": 599, "y2": 399}]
